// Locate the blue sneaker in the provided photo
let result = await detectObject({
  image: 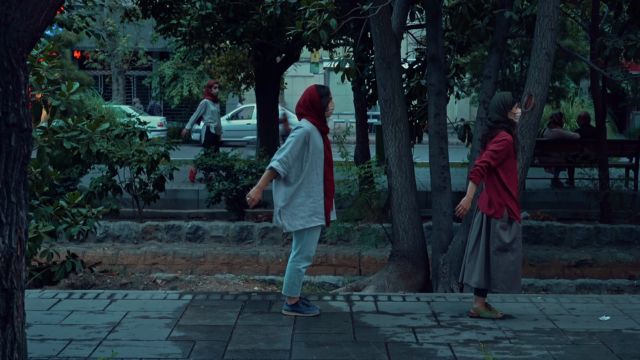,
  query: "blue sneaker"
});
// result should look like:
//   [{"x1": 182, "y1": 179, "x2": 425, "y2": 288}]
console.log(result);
[{"x1": 281, "y1": 297, "x2": 320, "y2": 317}]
